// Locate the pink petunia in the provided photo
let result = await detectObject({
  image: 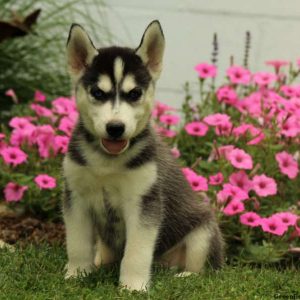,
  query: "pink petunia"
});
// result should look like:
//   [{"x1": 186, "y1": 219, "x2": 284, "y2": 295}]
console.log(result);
[
  {"x1": 216, "y1": 86, "x2": 238, "y2": 105},
  {"x1": 229, "y1": 170, "x2": 252, "y2": 192},
  {"x1": 275, "y1": 151, "x2": 299, "y2": 179},
  {"x1": 170, "y1": 147, "x2": 180, "y2": 159},
  {"x1": 156, "y1": 126, "x2": 177, "y2": 138},
  {"x1": 0, "y1": 146, "x2": 27, "y2": 167},
  {"x1": 223, "y1": 199, "x2": 245, "y2": 216},
  {"x1": 54, "y1": 135, "x2": 70, "y2": 154},
  {"x1": 203, "y1": 113, "x2": 231, "y2": 127},
  {"x1": 4, "y1": 182, "x2": 28, "y2": 202},
  {"x1": 58, "y1": 117, "x2": 76, "y2": 136},
  {"x1": 252, "y1": 174, "x2": 277, "y2": 197},
  {"x1": 5, "y1": 89, "x2": 18, "y2": 103},
  {"x1": 260, "y1": 216, "x2": 288, "y2": 236},
  {"x1": 152, "y1": 101, "x2": 176, "y2": 118},
  {"x1": 194, "y1": 63, "x2": 217, "y2": 79},
  {"x1": 184, "y1": 122, "x2": 208, "y2": 137},
  {"x1": 272, "y1": 212, "x2": 298, "y2": 227},
  {"x1": 182, "y1": 167, "x2": 198, "y2": 179},
  {"x1": 240, "y1": 212, "x2": 261, "y2": 227},
  {"x1": 280, "y1": 85, "x2": 297, "y2": 98},
  {"x1": 9, "y1": 117, "x2": 33, "y2": 130},
  {"x1": 186, "y1": 172, "x2": 208, "y2": 192},
  {"x1": 209, "y1": 173, "x2": 224, "y2": 186},
  {"x1": 279, "y1": 116, "x2": 300, "y2": 138},
  {"x1": 227, "y1": 148, "x2": 253, "y2": 170},
  {"x1": 34, "y1": 90, "x2": 46, "y2": 102},
  {"x1": 34, "y1": 125, "x2": 56, "y2": 158},
  {"x1": 159, "y1": 114, "x2": 180, "y2": 126},
  {"x1": 226, "y1": 65, "x2": 251, "y2": 85},
  {"x1": 215, "y1": 120, "x2": 233, "y2": 136},
  {"x1": 253, "y1": 72, "x2": 277, "y2": 86},
  {"x1": 30, "y1": 103, "x2": 54, "y2": 120},
  {"x1": 34, "y1": 174, "x2": 57, "y2": 189},
  {"x1": 217, "y1": 183, "x2": 248, "y2": 203},
  {"x1": 52, "y1": 97, "x2": 77, "y2": 115},
  {"x1": 216, "y1": 145, "x2": 235, "y2": 160},
  {"x1": 265, "y1": 60, "x2": 289, "y2": 73}
]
